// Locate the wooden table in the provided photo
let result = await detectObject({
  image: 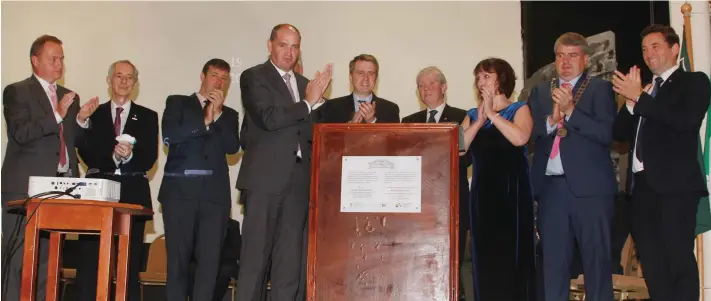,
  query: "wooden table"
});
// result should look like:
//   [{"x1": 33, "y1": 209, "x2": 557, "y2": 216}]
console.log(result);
[{"x1": 8, "y1": 199, "x2": 152, "y2": 301}]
